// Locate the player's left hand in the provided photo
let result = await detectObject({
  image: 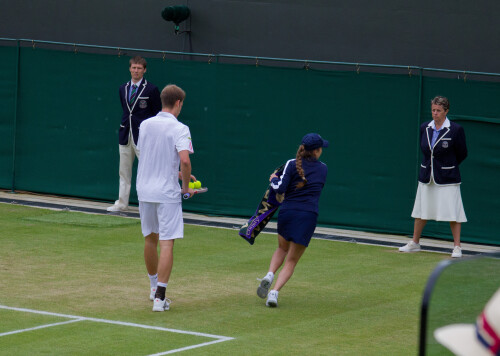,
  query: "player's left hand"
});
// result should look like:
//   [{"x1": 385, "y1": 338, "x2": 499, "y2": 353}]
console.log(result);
[
  {"x1": 178, "y1": 171, "x2": 197, "y2": 182},
  {"x1": 269, "y1": 173, "x2": 278, "y2": 182}
]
